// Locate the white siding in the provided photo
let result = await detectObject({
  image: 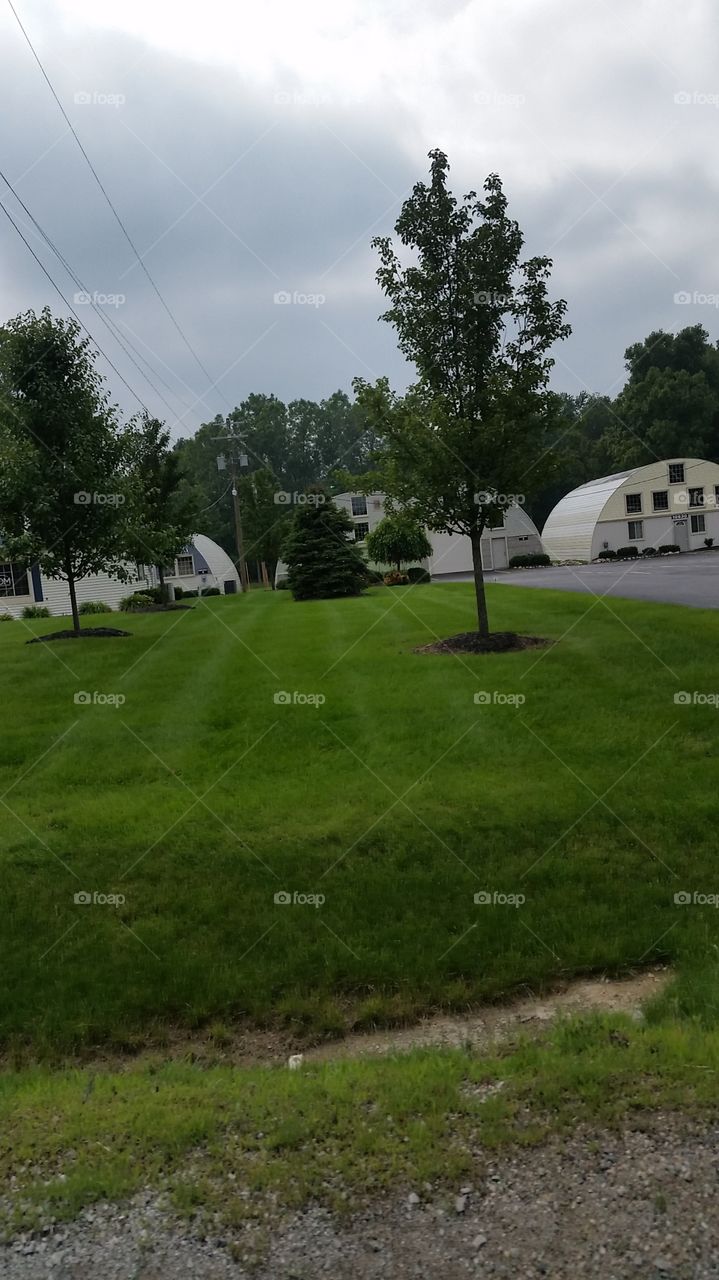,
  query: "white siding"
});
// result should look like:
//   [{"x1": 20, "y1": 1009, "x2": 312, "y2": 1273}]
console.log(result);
[
  {"x1": 0, "y1": 533, "x2": 239, "y2": 618},
  {"x1": 428, "y1": 505, "x2": 542, "y2": 575},
  {"x1": 0, "y1": 567, "x2": 151, "y2": 619},
  {"x1": 41, "y1": 570, "x2": 151, "y2": 616}
]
